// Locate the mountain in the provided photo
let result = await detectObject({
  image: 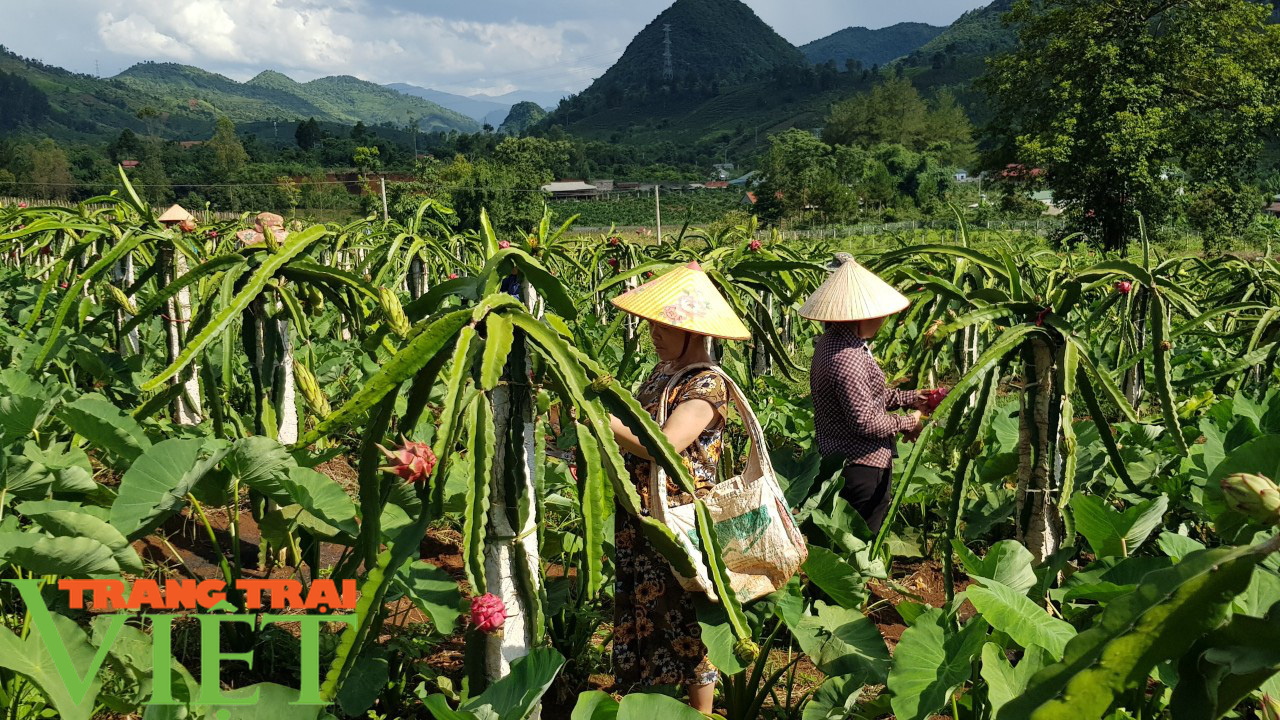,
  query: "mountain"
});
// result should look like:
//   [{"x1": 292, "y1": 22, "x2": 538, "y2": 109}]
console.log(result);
[
  {"x1": 499, "y1": 102, "x2": 548, "y2": 135},
  {"x1": 577, "y1": 0, "x2": 804, "y2": 100},
  {"x1": 473, "y1": 89, "x2": 567, "y2": 110},
  {"x1": 385, "y1": 83, "x2": 510, "y2": 123},
  {"x1": 899, "y1": 0, "x2": 1018, "y2": 67},
  {"x1": 801, "y1": 23, "x2": 945, "y2": 69},
  {"x1": 113, "y1": 63, "x2": 478, "y2": 133}
]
